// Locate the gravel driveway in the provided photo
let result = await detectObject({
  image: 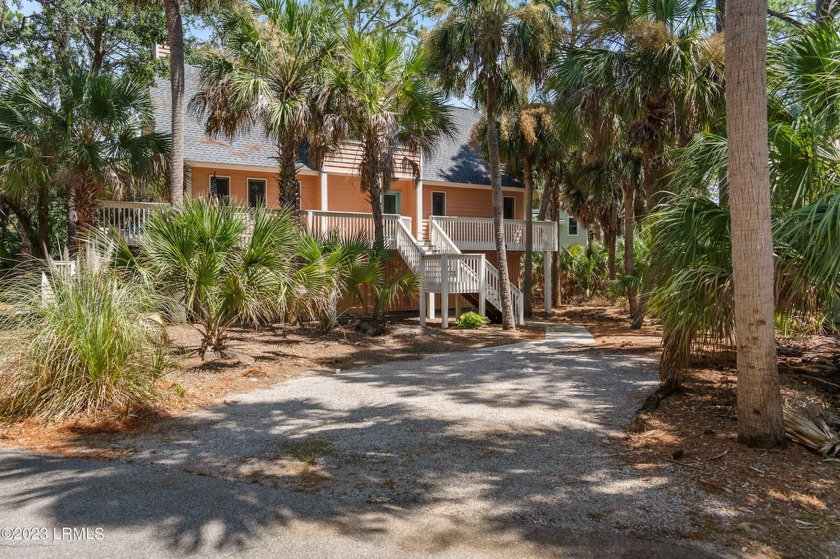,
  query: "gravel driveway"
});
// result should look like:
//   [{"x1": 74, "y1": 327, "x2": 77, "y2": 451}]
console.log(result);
[{"x1": 0, "y1": 325, "x2": 728, "y2": 558}]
